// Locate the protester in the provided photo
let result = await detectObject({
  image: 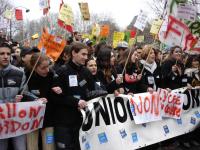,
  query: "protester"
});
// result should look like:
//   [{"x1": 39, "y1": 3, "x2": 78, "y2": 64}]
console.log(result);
[
  {"x1": 139, "y1": 45, "x2": 162, "y2": 93},
  {"x1": 54, "y1": 42, "x2": 95, "y2": 150},
  {"x1": 0, "y1": 42, "x2": 27, "y2": 150},
  {"x1": 96, "y1": 46, "x2": 124, "y2": 94}
]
